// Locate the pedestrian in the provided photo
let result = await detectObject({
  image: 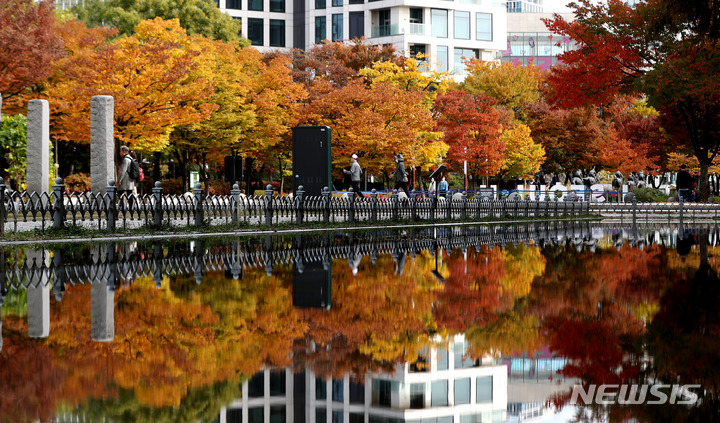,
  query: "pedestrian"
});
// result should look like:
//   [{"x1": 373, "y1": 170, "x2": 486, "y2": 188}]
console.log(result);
[
  {"x1": 676, "y1": 164, "x2": 692, "y2": 202},
  {"x1": 117, "y1": 145, "x2": 136, "y2": 198},
  {"x1": 438, "y1": 176, "x2": 449, "y2": 198},
  {"x1": 393, "y1": 153, "x2": 411, "y2": 198},
  {"x1": 343, "y1": 153, "x2": 365, "y2": 199},
  {"x1": 427, "y1": 177, "x2": 436, "y2": 197}
]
